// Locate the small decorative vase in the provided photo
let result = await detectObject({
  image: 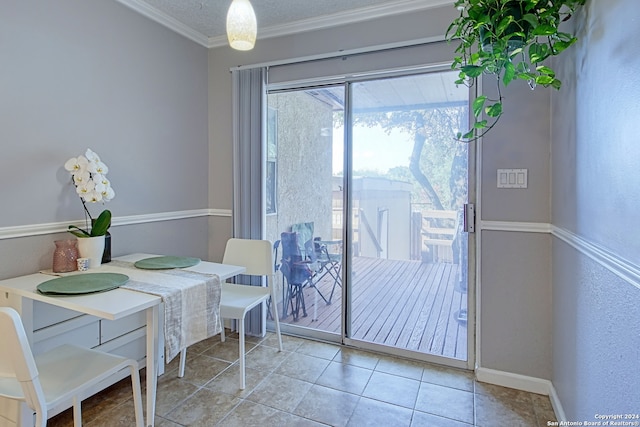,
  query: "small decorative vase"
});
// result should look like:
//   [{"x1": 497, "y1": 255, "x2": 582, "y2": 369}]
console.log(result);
[
  {"x1": 52, "y1": 239, "x2": 79, "y2": 273},
  {"x1": 77, "y1": 235, "x2": 106, "y2": 269},
  {"x1": 102, "y1": 231, "x2": 112, "y2": 263},
  {"x1": 91, "y1": 218, "x2": 111, "y2": 264}
]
